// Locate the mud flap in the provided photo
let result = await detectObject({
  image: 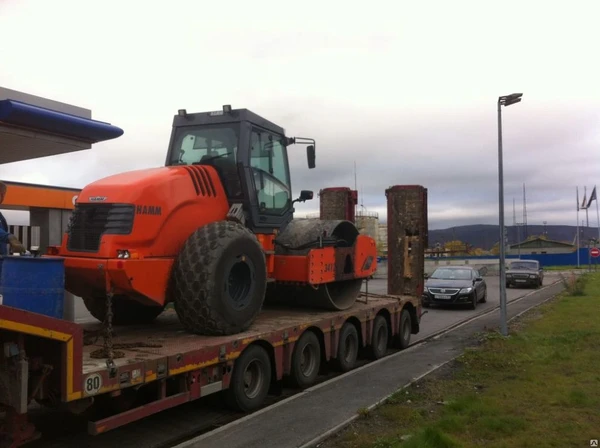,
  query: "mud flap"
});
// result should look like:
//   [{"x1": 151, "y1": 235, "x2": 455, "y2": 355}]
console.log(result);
[{"x1": 0, "y1": 356, "x2": 40, "y2": 447}]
